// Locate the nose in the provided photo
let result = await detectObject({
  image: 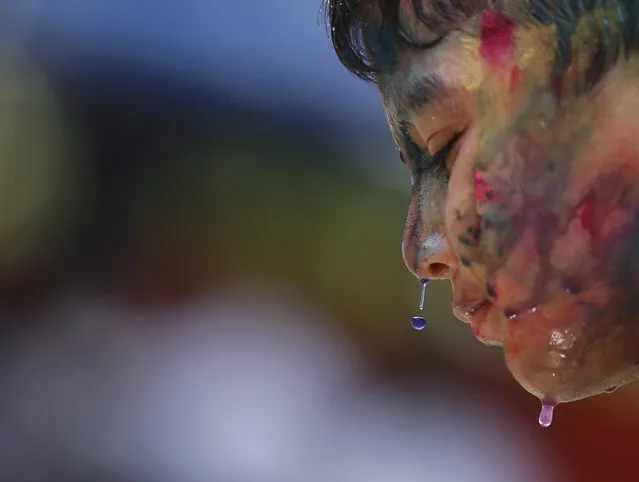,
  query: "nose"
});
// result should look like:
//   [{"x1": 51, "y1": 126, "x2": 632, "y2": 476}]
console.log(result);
[
  {"x1": 402, "y1": 224, "x2": 456, "y2": 279},
  {"x1": 402, "y1": 184, "x2": 457, "y2": 280}
]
